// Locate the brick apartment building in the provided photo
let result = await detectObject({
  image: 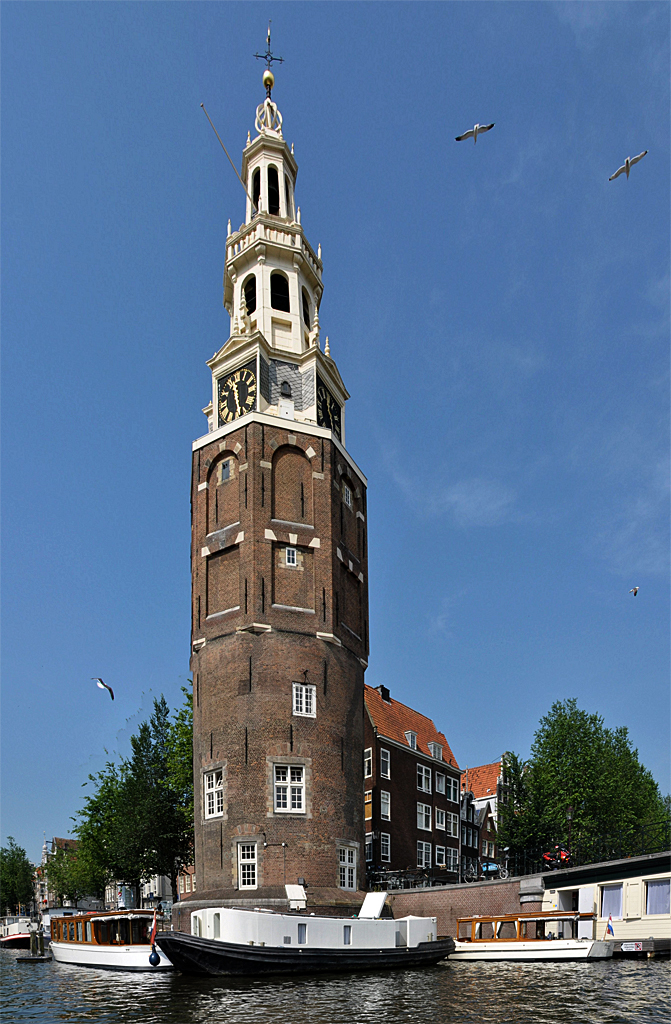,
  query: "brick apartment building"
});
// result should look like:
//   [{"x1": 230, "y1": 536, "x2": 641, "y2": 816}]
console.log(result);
[
  {"x1": 462, "y1": 760, "x2": 506, "y2": 874},
  {"x1": 363, "y1": 685, "x2": 462, "y2": 881},
  {"x1": 189, "y1": 73, "x2": 368, "y2": 904}
]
